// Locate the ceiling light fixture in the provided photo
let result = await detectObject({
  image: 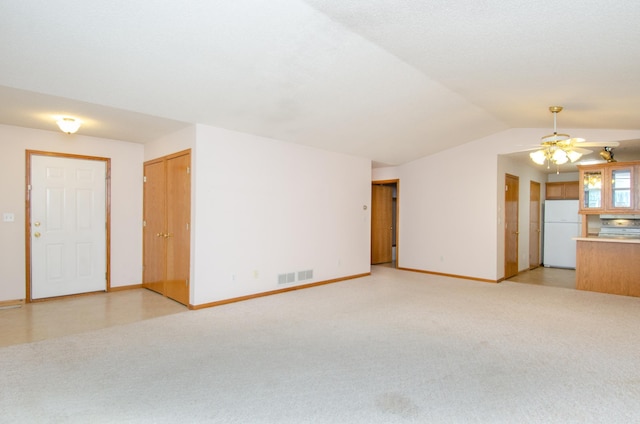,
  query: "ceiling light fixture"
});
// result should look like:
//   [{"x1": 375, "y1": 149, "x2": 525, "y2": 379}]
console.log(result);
[
  {"x1": 599, "y1": 147, "x2": 616, "y2": 162},
  {"x1": 529, "y1": 106, "x2": 587, "y2": 171},
  {"x1": 56, "y1": 117, "x2": 82, "y2": 134}
]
